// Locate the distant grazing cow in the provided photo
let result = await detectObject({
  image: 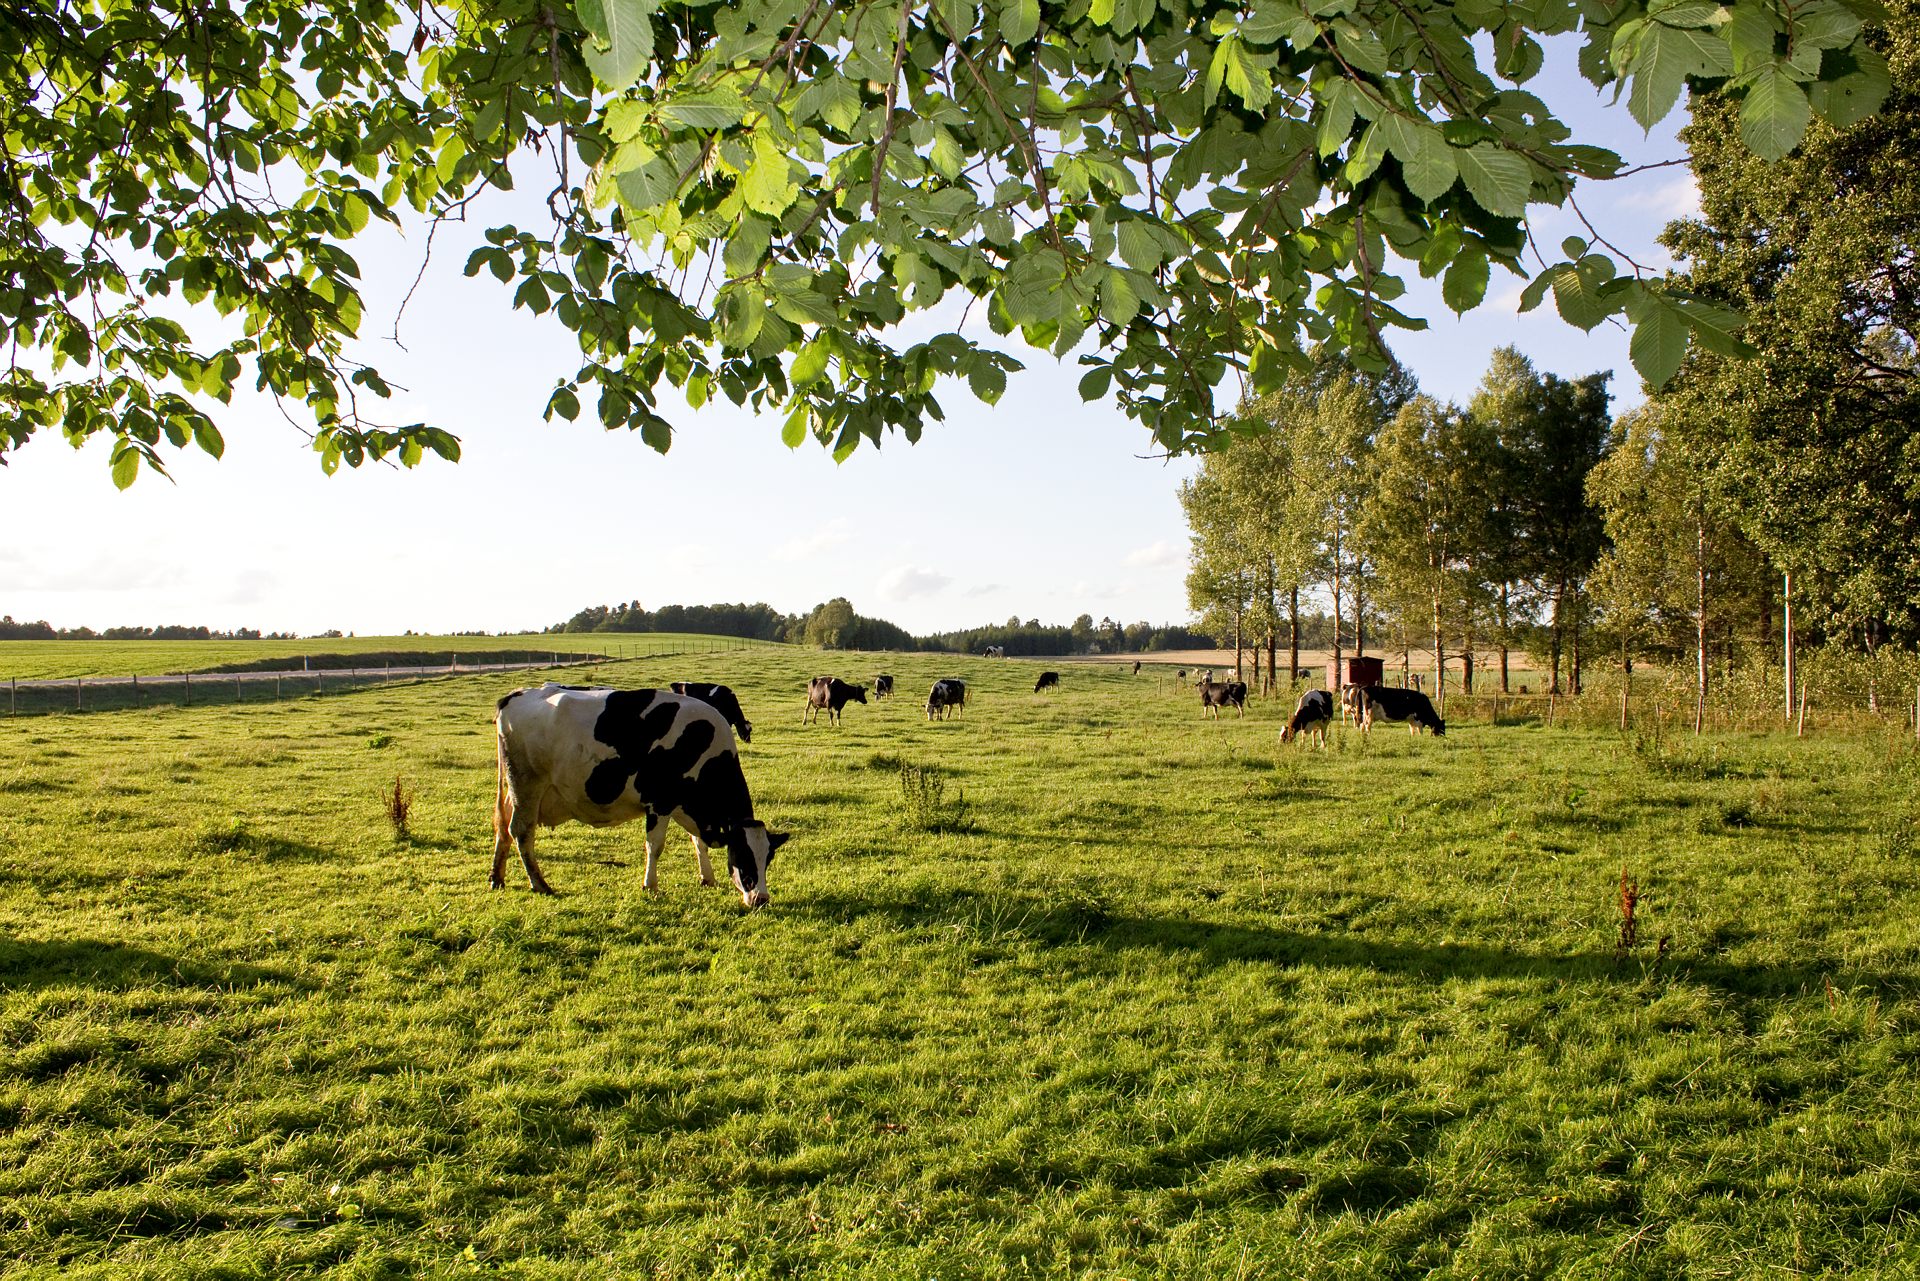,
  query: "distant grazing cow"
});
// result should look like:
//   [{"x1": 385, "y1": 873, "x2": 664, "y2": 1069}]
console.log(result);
[
  {"x1": 670, "y1": 681, "x2": 752, "y2": 744},
  {"x1": 1359, "y1": 685, "x2": 1446, "y2": 737},
  {"x1": 873, "y1": 674, "x2": 894, "y2": 699},
  {"x1": 926, "y1": 678, "x2": 967, "y2": 720},
  {"x1": 1199, "y1": 680, "x2": 1248, "y2": 718},
  {"x1": 1132, "y1": 660, "x2": 1141, "y2": 676},
  {"x1": 982, "y1": 645, "x2": 1006, "y2": 658},
  {"x1": 493, "y1": 683, "x2": 787, "y2": 906},
  {"x1": 1034, "y1": 670, "x2": 1060, "y2": 693},
  {"x1": 1281, "y1": 689, "x2": 1334, "y2": 747},
  {"x1": 803, "y1": 676, "x2": 867, "y2": 725},
  {"x1": 1339, "y1": 684, "x2": 1365, "y2": 726}
]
